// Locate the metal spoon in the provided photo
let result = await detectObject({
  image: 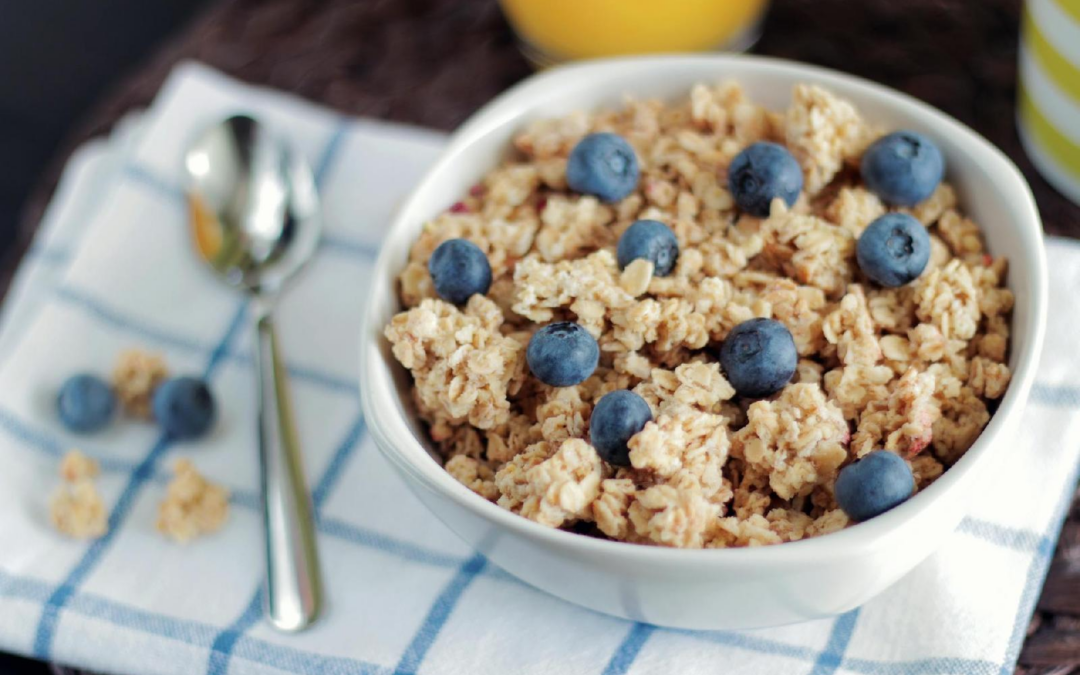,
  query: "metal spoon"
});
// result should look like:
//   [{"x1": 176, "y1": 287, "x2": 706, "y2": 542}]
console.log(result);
[{"x1": 184, "y1": 115, "x2": 323, "y2": 632}]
